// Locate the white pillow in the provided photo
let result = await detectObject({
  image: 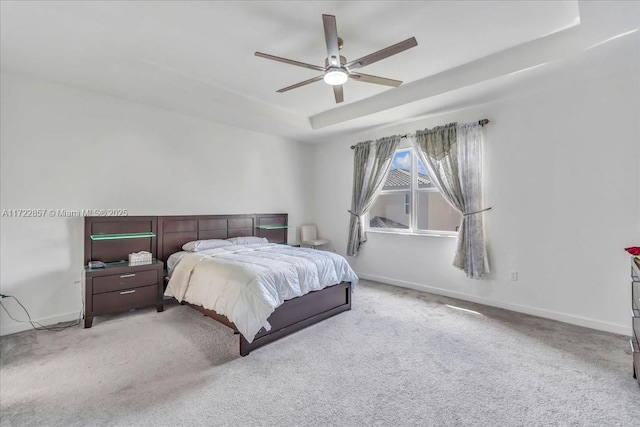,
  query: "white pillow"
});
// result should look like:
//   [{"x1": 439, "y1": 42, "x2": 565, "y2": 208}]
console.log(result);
[
  {"x1": 226, "y1": 236, "x2": 268, "y2": 245},
  {"x1": 182, "y1": 239, "x2": 233, "y2": 252}
]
